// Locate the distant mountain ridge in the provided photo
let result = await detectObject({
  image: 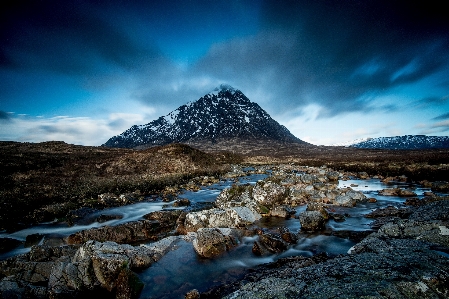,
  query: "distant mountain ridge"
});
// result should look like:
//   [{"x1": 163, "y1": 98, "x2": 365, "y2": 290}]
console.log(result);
[
  {"x1": 349, "y1": 135, "x2": 449, "y2": 149},
  {"x1": 103, "y1": 85, "x2": 306, "y2": 149}
]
